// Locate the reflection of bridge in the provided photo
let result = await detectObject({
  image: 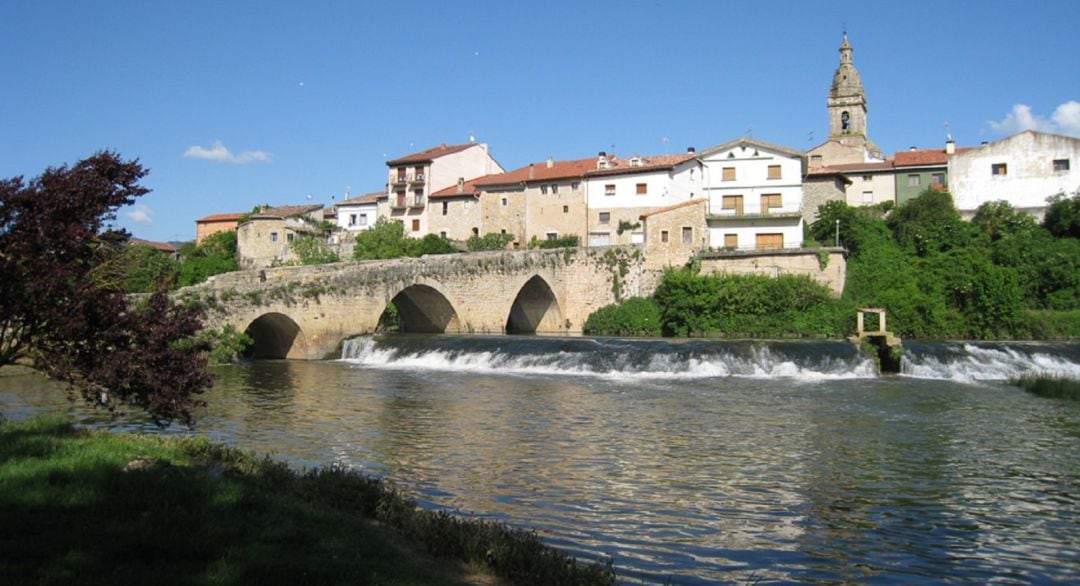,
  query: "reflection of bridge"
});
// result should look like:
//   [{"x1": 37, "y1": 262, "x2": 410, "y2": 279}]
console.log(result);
[{"x1": 181, "y1": 247, "x2": 654, "y2": 359}]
